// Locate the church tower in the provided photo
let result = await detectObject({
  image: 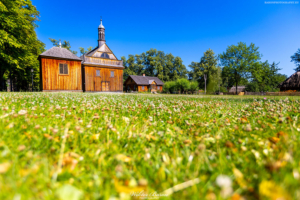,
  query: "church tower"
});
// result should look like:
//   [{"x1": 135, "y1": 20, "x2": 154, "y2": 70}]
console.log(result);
[{"x1": 98, "y1": 19, "x2": 105, "y2": 46}]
